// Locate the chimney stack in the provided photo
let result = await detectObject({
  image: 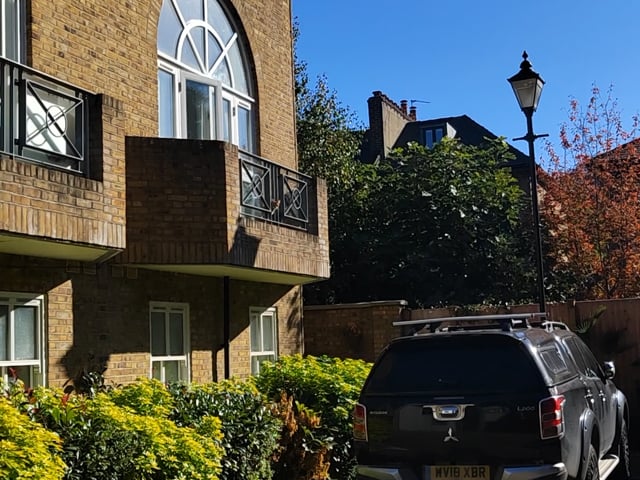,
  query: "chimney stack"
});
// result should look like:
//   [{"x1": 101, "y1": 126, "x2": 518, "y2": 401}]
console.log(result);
[
  {"x1": 409, "y1": 105, "x2": 417, "y2": 121},
  {"x1": 400, "y1": 100, "x2": 408, "y2": 115}
]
